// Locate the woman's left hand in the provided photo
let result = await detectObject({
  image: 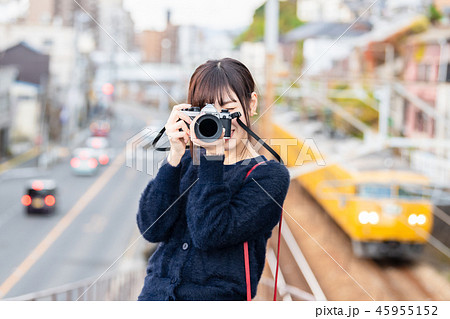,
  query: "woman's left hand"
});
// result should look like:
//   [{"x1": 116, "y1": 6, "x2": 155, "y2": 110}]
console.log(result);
[{"x1": 190, "y1": 115, "x2": 225, "y2": 156}]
